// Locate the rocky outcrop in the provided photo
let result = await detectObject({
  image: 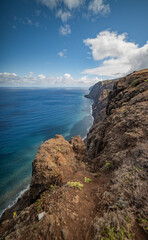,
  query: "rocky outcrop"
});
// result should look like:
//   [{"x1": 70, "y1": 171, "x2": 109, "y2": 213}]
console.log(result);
[
  {"x1": 30, "y1": 135, "x2": 86, "y2": 201},
  {"x1": 0, "y1": 69, "x2": 148, "y2": 240}
]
